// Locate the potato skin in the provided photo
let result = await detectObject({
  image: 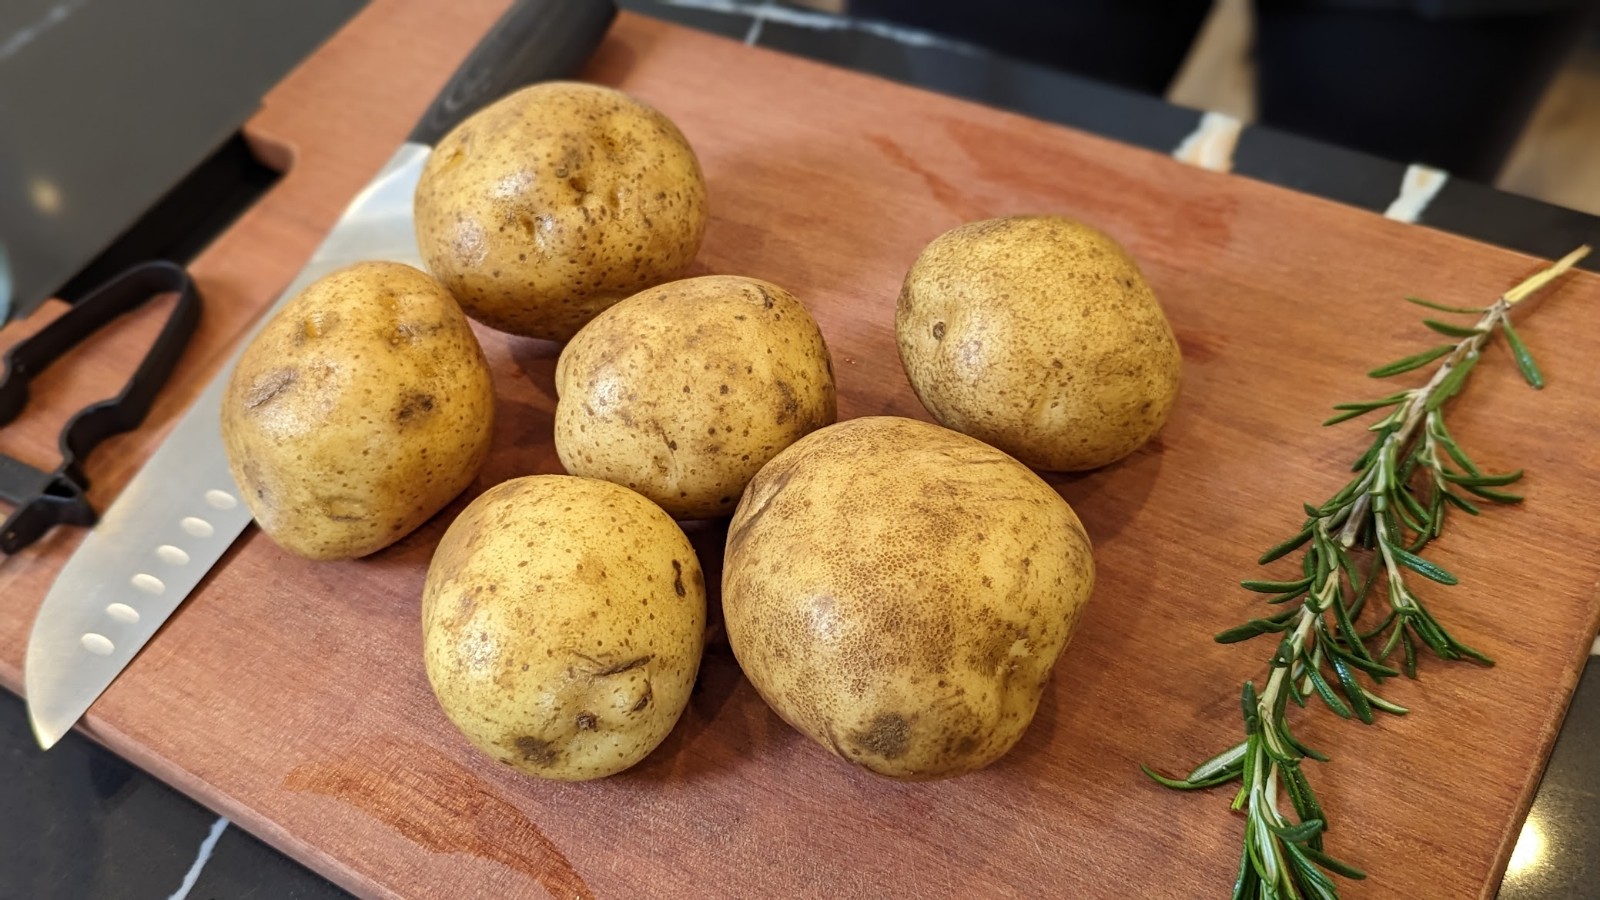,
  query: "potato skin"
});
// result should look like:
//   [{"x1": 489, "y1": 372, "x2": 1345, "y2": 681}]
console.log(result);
[
  {"x1": 722, "y1": 416, "x2": 1095, "y2": 779},
  {"x1": 896, "y1": 215, "x2": 1181, "y2": 471},
  {"x1": 413, "y1": 81, "x2": 708, "y2": 341},
  {"x1": 422, "y1": 476, "x2": 706, "y2": 781},
  {"x1": 554, "y1": 275, "x2": 836, "y2": 519},
  {"x1": 221, "y1": 261, "x2": 494, "y2": 560}
]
